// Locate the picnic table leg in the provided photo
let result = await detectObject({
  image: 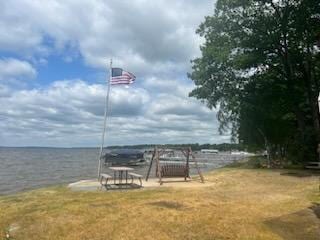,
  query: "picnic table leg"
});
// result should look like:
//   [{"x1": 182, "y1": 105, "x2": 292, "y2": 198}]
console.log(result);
[
  {"x1": 99, "y1": 176, "x2": 103, "y2": 190},
  {"x1": 114, "y1": 171, "x2": 116, "y2": 185},
  {"x1": 125, "y1": 171, "x2": 128, "y2": 185},
  {"x1": 139, "y1": 177, "x2": 142, "y2": 186},
  {"x1": 106, "y1": 178, "x2": 109, "y2": 190}
]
